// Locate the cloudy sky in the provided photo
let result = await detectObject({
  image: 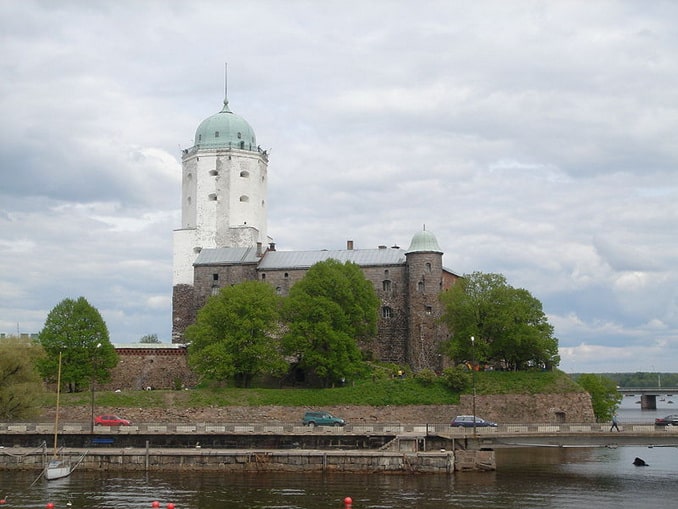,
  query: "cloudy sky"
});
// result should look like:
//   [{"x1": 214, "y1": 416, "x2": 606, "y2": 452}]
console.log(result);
[{"x1": 1, "y1": 0, "x2": 676, "y2": 374}]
